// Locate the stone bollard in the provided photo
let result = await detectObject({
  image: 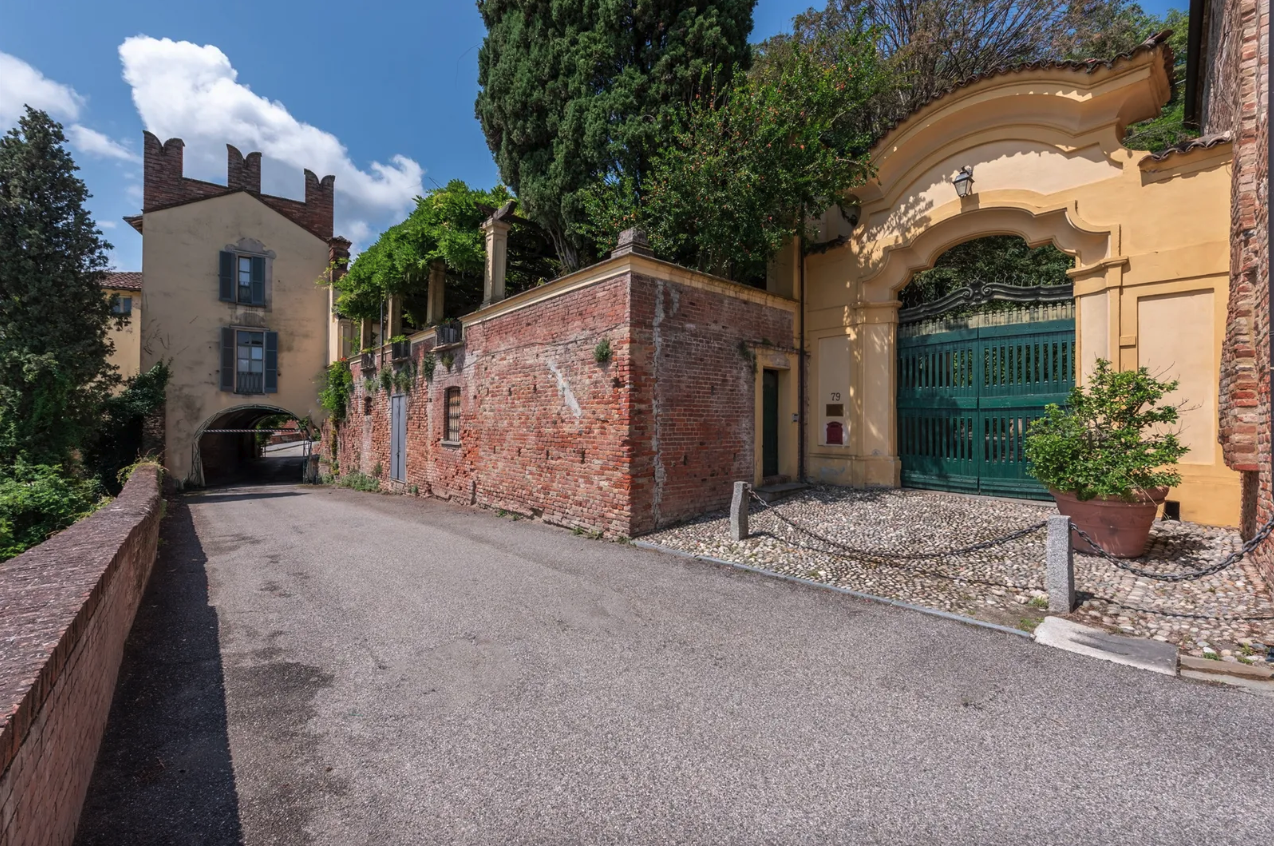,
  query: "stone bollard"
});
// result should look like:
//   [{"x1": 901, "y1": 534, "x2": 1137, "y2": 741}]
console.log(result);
[
  {"x1": 1046, "y1": 515, "x2": 1076, "y2": 613},
  {"x1": 730, "y1": 481, "x2": 750, "y2": 541}
]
